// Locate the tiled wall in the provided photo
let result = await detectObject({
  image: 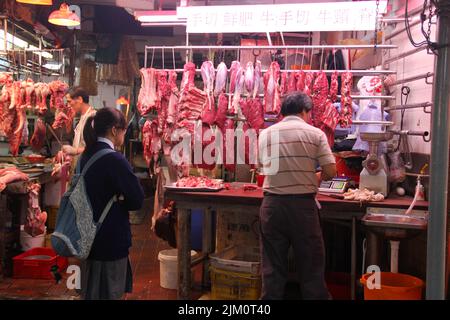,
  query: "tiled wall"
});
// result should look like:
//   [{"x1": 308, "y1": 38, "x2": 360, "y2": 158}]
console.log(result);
[{"x1": 384, "y1": 0, "x2": 436, "y2": 155}]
